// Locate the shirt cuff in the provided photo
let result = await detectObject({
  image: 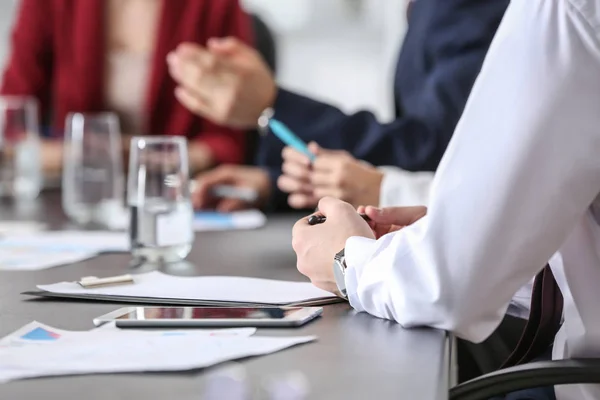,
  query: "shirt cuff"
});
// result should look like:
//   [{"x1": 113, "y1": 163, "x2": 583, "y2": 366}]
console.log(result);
[
  {"x1": 377, "y1": 166, "x2": 434, "y2": 208},
  {"x1": 344, "y1": 236, "x2": 378, "y2": 312}
]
